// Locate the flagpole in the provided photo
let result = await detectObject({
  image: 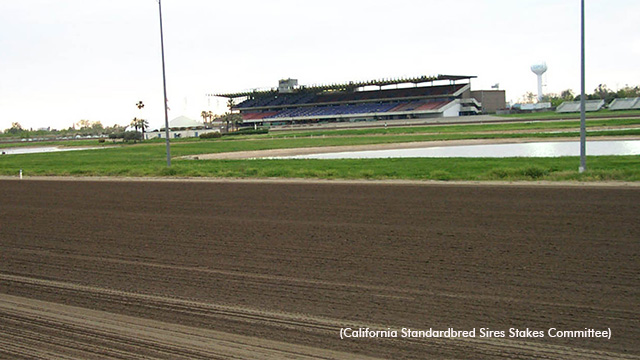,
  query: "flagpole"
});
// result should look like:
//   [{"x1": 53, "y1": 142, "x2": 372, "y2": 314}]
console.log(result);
[
  {"x1": 579, "y1": 0, "x2": 586, "y2": 172},
  {"x1": 158, "y1": 0, "x2": 171, "y2": 167}
]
